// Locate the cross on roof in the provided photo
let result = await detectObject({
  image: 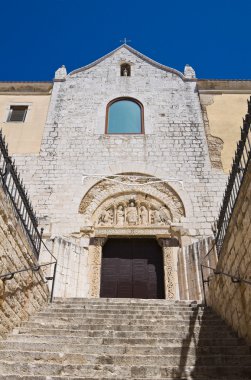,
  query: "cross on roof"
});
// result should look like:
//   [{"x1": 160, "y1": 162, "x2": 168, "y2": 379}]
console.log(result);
[{"x1": 120, "y1": 38, "x2": 131, "y2": 45}]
